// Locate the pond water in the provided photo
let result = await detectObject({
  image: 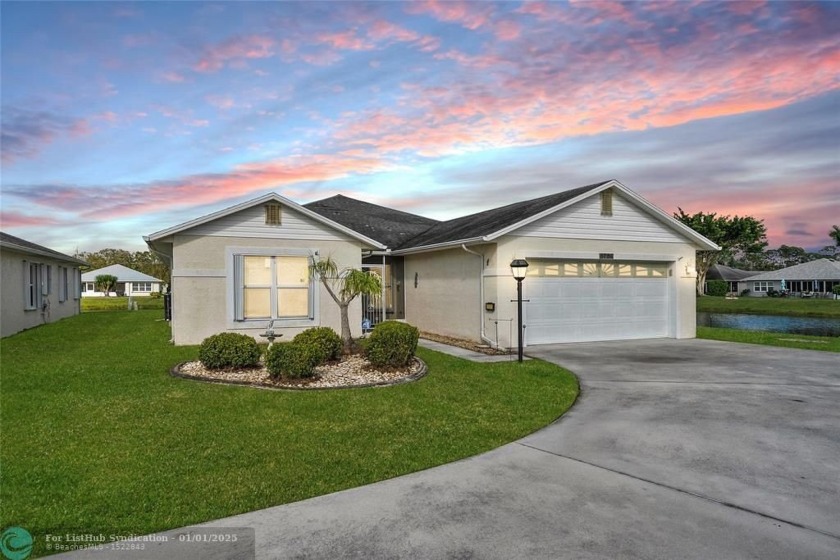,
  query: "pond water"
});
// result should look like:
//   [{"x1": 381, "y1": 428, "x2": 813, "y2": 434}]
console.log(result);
[{"x1": 697, "y1": 312, "x2": 840, "y2": 337}]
